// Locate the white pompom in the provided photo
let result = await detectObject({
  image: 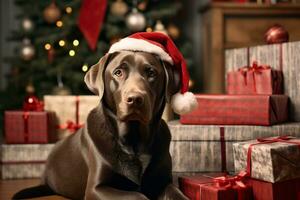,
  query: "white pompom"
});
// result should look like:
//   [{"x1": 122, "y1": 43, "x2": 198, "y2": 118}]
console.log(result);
[{"x1": 170, "y1": 92, "x2": 198, "y2": 115}]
